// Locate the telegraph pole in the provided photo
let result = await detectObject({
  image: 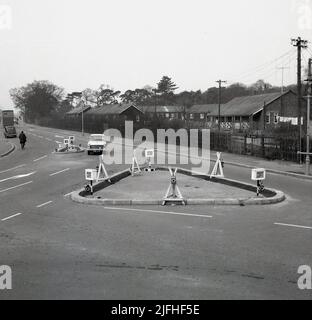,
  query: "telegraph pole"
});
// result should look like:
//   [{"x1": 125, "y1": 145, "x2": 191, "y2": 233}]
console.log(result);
[
  {"x1": 291, "y1": 37, "x2": 308, "y2": 162},
  {"x1": 216, "y1": 80, "x2": 227, "y2": 132}
]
